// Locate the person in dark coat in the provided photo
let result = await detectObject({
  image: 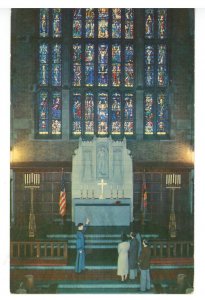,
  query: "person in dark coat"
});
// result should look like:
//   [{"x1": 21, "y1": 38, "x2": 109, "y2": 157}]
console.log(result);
[
  {"x1": 138, "y1": 239, "x2": 151, "y2": 292},
  {"x1": 75, "y1": 218, "x2": 90, "y2": 273},
  {"x1": 129, "y1": 232, "x2": 139, "y2": 280}
]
